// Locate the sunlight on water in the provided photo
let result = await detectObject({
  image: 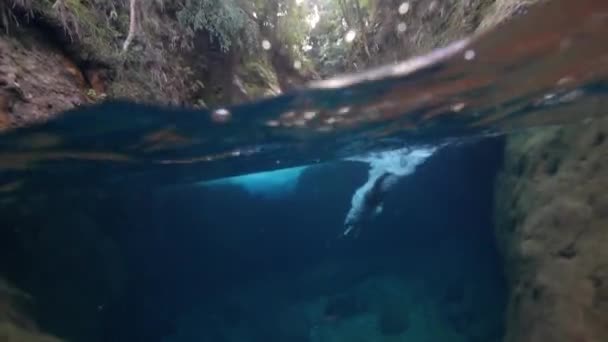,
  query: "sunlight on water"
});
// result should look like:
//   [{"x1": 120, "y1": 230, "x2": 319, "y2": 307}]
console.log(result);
[
  {"x1": 201, "y1": 166, "x2": 309, "y2": 199},
  {"x1": 0, "y1": 0, "x2": 605, "y2": 193}
]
